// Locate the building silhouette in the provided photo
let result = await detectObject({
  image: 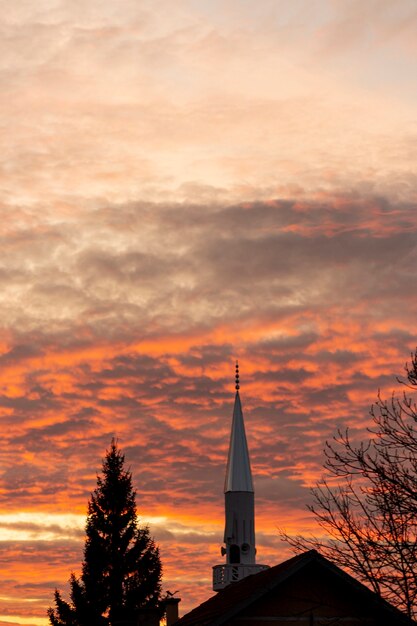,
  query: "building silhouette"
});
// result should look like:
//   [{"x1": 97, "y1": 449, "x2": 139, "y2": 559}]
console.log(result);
[{"x1": 172, "y1": 364, "x2": 416, "y2": 626}]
